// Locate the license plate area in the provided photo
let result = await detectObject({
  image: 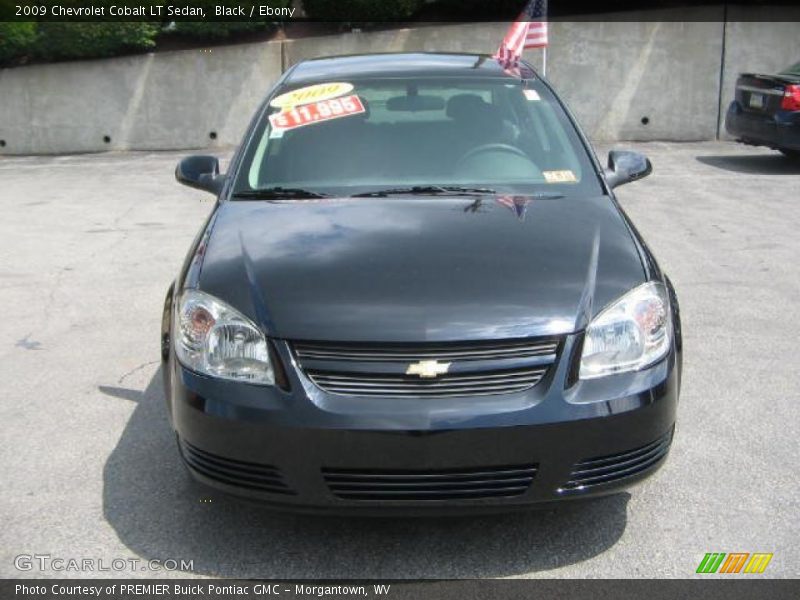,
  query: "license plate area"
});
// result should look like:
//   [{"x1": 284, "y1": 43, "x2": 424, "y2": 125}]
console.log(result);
[{"x1": 748, "y1": 93, "x2": 765, "y2": 109}]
